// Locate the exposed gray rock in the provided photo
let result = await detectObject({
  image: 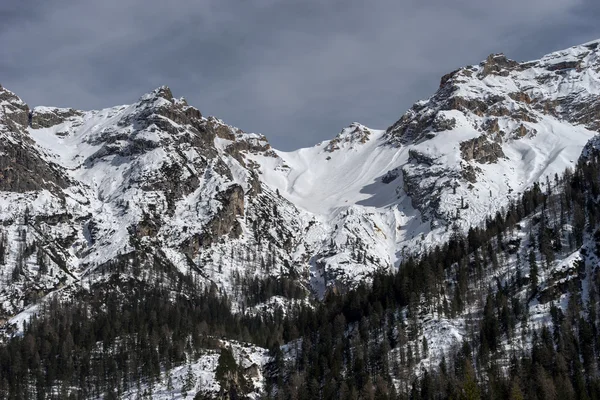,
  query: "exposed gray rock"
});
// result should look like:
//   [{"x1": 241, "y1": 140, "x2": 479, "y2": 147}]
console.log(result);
[
  {"x1": 153, "y1": 85, "x2": 174, "y2": 101},
  {"x1": 382, "y1": 168, "x2": 400, "y2": 184},
  {"x1": 225, "y1": 137, "x2": 272, "y2": 166},
  {"x1": 247, "y1": 170, "x2": 263, "y2": 197},
  {"x1": 131, "y1": 213, "x2": 160, "y2": 239},
  {"x1": 511, "y1": 124, "x2": 537, "y2": 139},
  {"x1": 508, "y1": 92, "x2": 532, "y2": 104},
  {"x1": 432, "y1": 114, "x2": 456, "y2": 132},
  {"x1": 30, "y1": 108, "x2": 82, "y2": 129},
  {"x1": 0, "y1": 86, "x2": 69, "y2": 192},
  {"x1": 402, "y1": 150, "x2": 459, "y2": 220},
  {"x1": 181, "y1": 184, "x2": 245, "y2": 257},
  {"x1": 479, "y1": 53, "x2": 520, "y2": 78},
  {"x1": 537, "y1": 259, "x2": 584, "y2": 304},
  {"x1": 461, "y1": 163, "x2": 481, "y2": 183},
  {"x1": 579, "y1": 134, "x2": 600, "y2": 161},
  {"x1": 546, "y1": 60, "x2": 582, "y2": 72},
  {"x1": 439, "y1": 69, "x2": 461, "y2": 88},
  {"x1": 460, "y1": 135, "x2": 505, "y2": 164},
  {"x1": 0, "y1": 84, "x2": 29, "y2": 128},
  {"x1": 407, "y1": 149, "x2": 436, "y2": 166},
  {"x1": 482, "y1": 118, "x2": 500, "y2": 134},
  {"x1": 325, "y1": 123, "x2": 372, "y2": 152},
  {"x1": 564, "y1": 96, "x2": 600, "y2": 132}
]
